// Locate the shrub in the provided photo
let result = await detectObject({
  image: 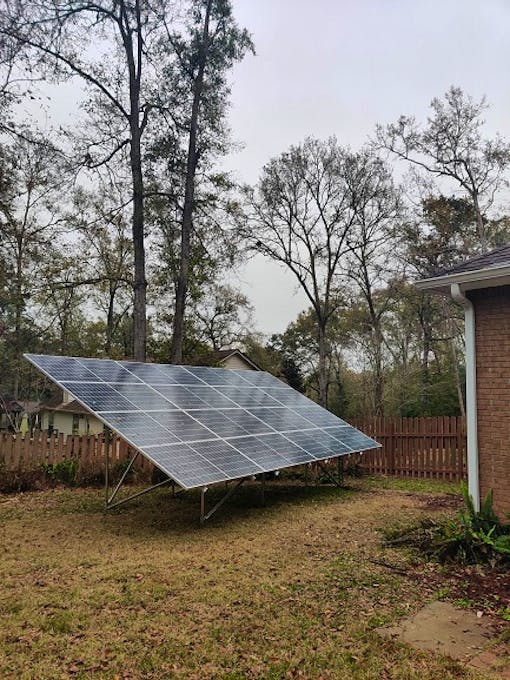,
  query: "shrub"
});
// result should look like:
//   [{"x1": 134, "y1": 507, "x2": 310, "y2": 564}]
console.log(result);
[
  {"x1": 41, "y1": 459, "x2": 78, "y2": 485},
  {"x1": 384, "y1": 482, "x2": 510, "y2": 567}
]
